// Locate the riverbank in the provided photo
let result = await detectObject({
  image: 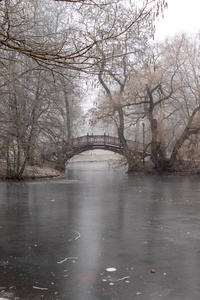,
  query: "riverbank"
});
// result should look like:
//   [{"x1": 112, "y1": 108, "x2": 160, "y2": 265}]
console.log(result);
[
  {"x1": 0, "y1": 154, "x2": 121, "y2": 180},
  {"x1": 0, "y1": 163, "x2": 63, "y2": 180},
  {"x1": 1, "y1": 155, "x2": 200, "y2": 180},
  {"x1": 69, "y1": 153, "x2": 200, "y2": 176}
]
